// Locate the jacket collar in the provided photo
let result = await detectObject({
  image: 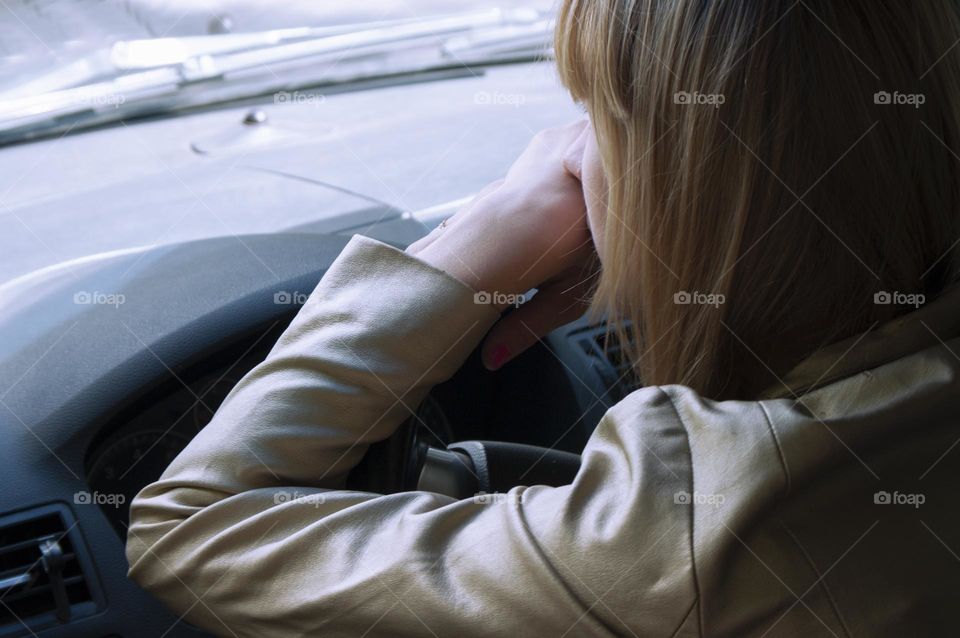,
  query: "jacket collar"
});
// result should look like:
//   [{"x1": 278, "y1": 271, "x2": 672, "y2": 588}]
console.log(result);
[{"x1": 759, "y1": 284, "x2": 960, "y2": 400}]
